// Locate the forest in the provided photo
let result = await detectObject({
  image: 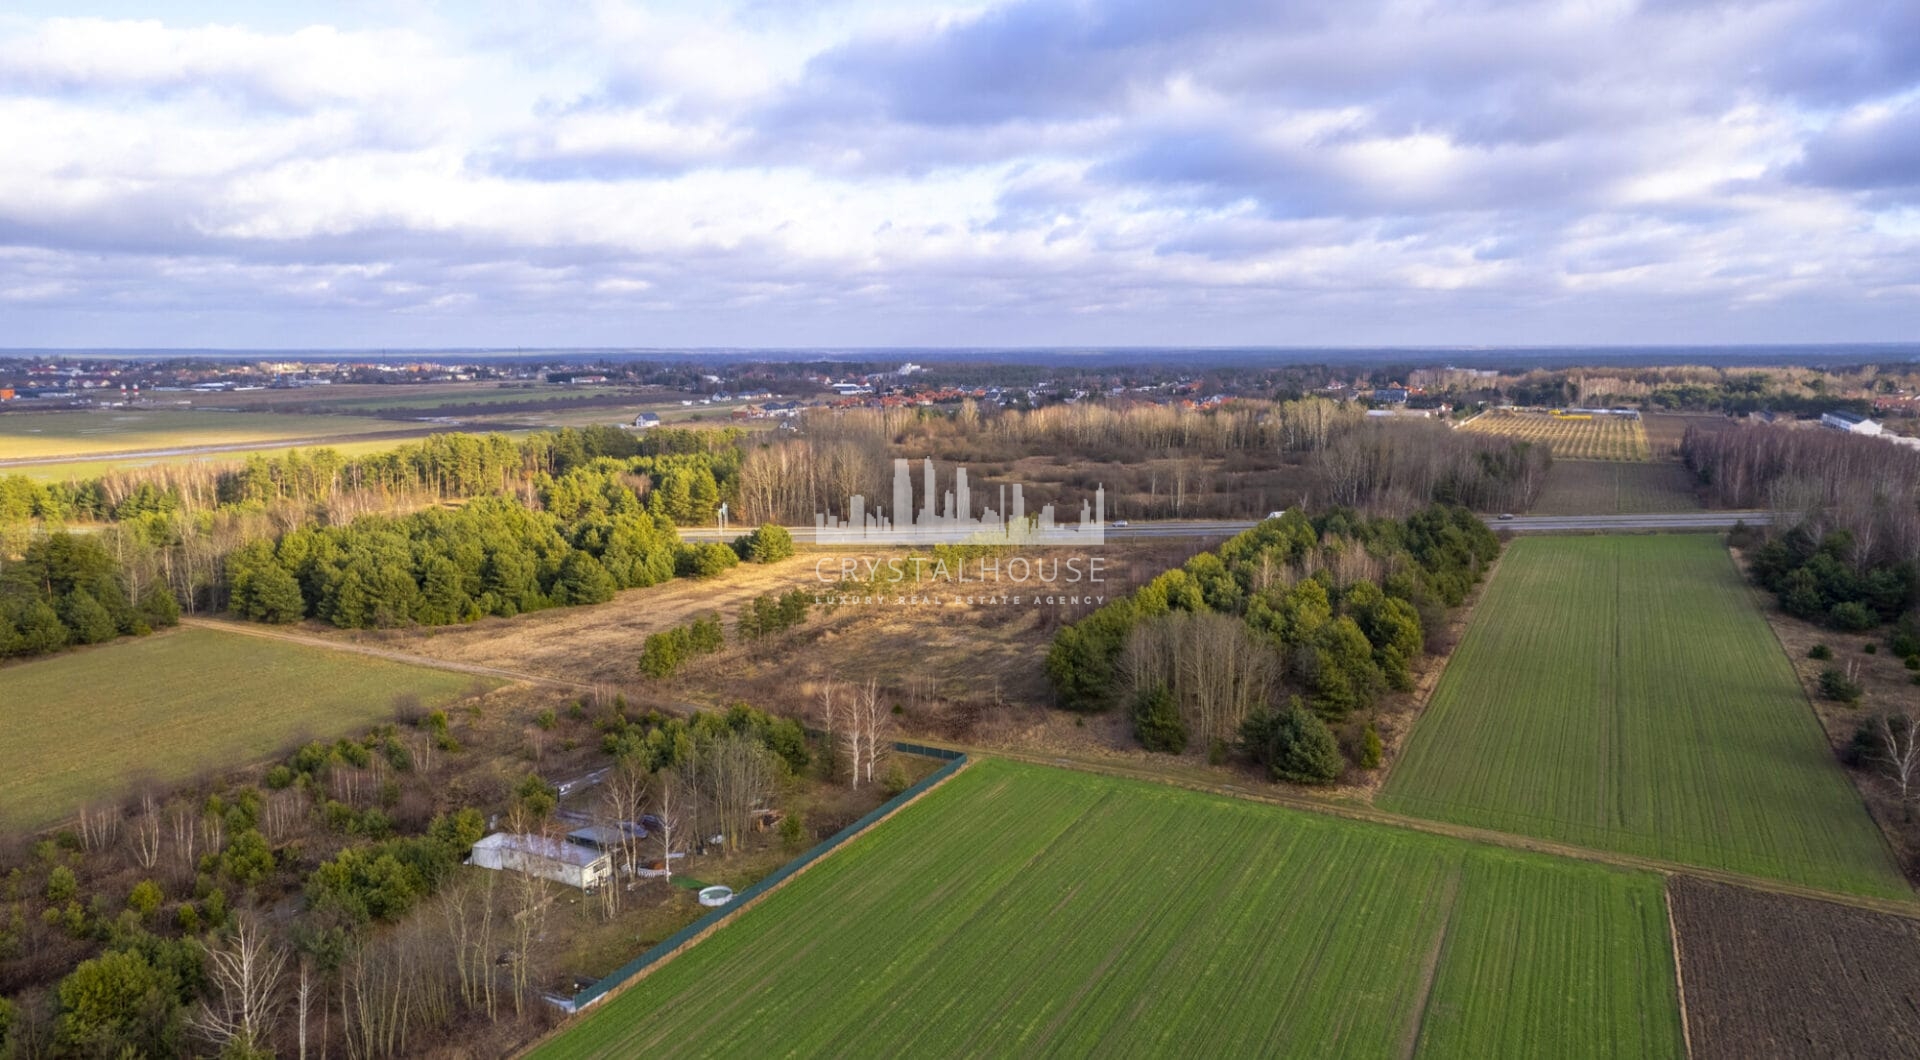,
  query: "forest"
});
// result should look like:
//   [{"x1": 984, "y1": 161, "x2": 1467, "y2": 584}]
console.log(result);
[
  {"x1": 1684, "y1": 424, "x2": 1920, "y2": 631},
  {"x1": 1046, "y1": 504, "x2": 1501, "y2": 779},
  {"x1": 0, "y1": 695, "x2": 831, "y2": 1058}
]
